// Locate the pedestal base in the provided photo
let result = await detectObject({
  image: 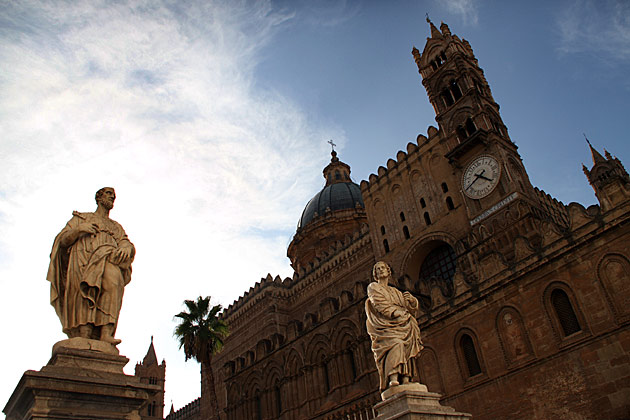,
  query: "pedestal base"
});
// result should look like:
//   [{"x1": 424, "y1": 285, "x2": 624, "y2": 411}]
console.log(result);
[
  {"x1": 375, "y1": 385, "x2": 472, "y2": 420},
  {"x1": 3, "y1": 343, "x2": 158, "y2": 420}
]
